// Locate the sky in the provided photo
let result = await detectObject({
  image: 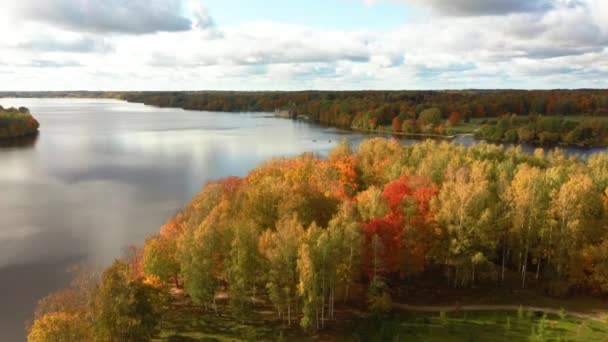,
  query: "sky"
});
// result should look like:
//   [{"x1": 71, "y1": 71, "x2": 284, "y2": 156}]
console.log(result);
[{"x1": 0, "y1": 0, "x2": 607, "y2": 90}]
